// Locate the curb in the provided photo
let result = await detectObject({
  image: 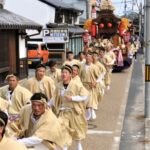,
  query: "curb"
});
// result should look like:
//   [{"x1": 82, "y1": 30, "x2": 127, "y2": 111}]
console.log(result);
[{"x1": 145, "y1": 119, "x2": 150, "y2": 149}]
